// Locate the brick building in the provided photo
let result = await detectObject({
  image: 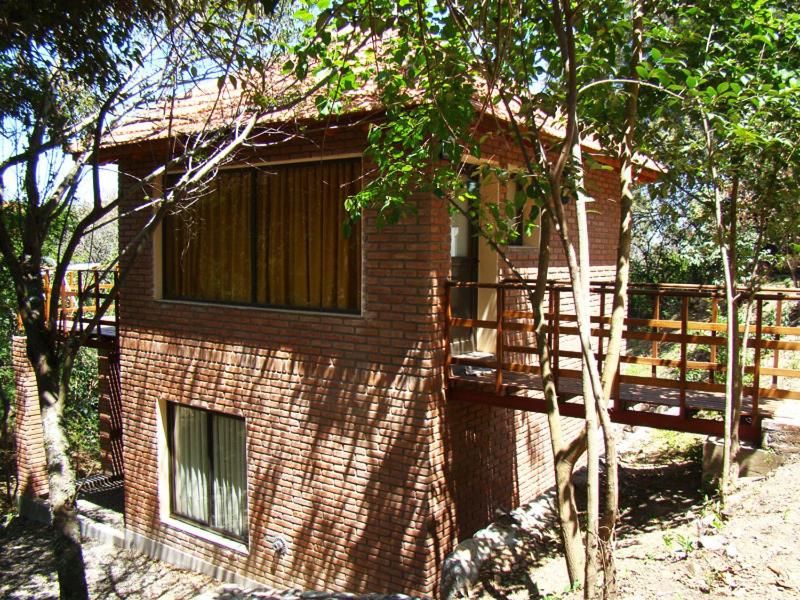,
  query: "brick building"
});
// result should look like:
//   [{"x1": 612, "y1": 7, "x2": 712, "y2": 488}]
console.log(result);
[{"x1": 15, "y1": 84, "x2": 634, "y2": 597}]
